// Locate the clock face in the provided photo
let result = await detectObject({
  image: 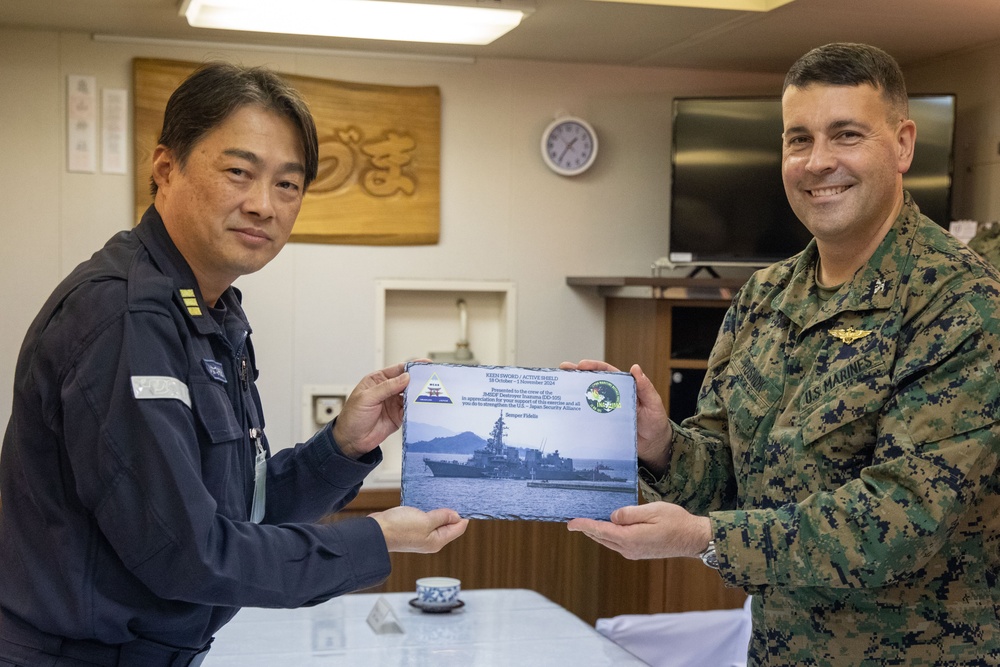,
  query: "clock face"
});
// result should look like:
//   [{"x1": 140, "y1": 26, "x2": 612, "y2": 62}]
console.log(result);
[{"x1": 541, "y1": 117, "x2": 598, "y2": 176}]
